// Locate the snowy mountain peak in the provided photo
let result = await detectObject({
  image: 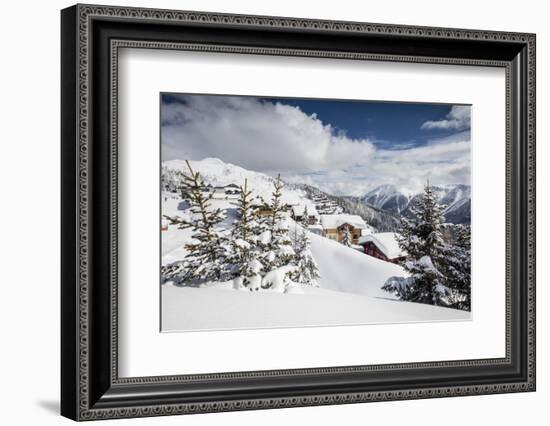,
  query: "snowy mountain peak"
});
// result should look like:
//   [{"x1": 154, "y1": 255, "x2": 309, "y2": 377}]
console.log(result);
[
  {"x1": 362, "y1": 185, "x2": 411, "y2": 214},
  {"x1": 368, "y1": 184, "x2": 400, "y2": 195},
  {"x1": 361, "y1": 183, "x2": 471, "y2": 224}
]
